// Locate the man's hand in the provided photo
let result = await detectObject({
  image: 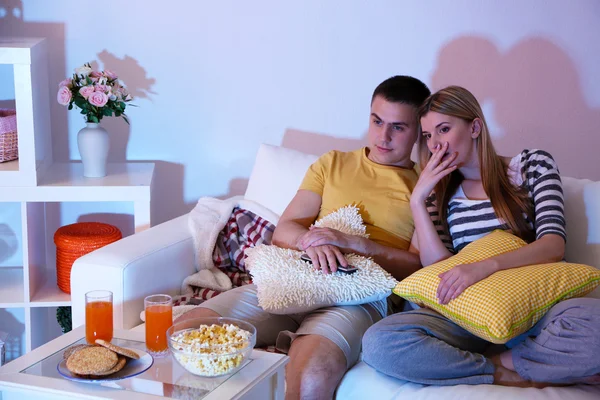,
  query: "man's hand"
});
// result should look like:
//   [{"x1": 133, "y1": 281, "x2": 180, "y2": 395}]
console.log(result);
[
  {"x1": 437, "y1": 260, "x2": 497, "y2": 304},
  {"x1": 304, "y1": 244, "x2": 348, "y2": 274},
  {"x1": 297, "y1": 227, "x2": 358, "y2": 253}
]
